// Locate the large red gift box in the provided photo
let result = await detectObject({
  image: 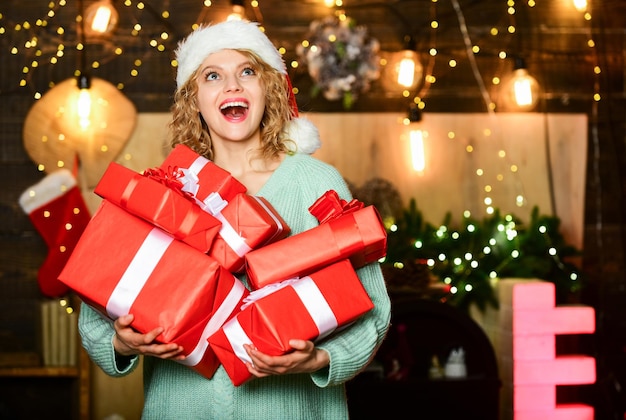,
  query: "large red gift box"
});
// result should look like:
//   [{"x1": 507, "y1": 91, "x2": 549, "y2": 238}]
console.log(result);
[
  {"x1": 58, "y1": 200, "x2": 249, "y2": 379},
  {"x1": 208, "y1": 259, "x2": 374, "y2": 386},
  {"x1": 94, "y1": 162, "x2": 222, "y2": 253},
  {"x1": 244, "y1": 191, "x2": 387, "y2": 290},
  {"x1": 160, "y1": 144, "x2": 247, "y2": 203},
  {"x1": 208, "y1": 193, "x2": 290, "y2": 273}
]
